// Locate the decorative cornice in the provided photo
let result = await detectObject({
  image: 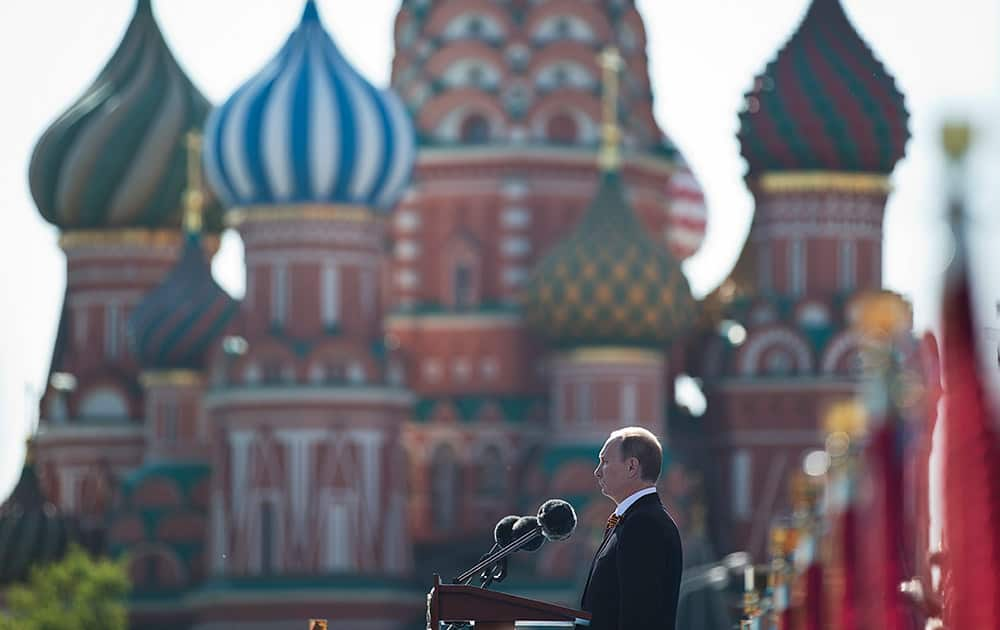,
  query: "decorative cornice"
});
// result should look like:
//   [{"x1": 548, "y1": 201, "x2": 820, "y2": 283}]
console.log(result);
[
  {"x1": 204, "y1": 386, "x2": 415, "y2": 409},
  {"x1": 226, "y1": 204, "x2": 374, "y2": 227},
  {"x1": 33, "y1": 425, "x2": 145, "y2": 441},
  {"x1": 756, "y1": 172, "x2": 891, "y2": 194},
  {"x1": 385, "y1": 311, "x2": 521, "y2": 330},
  {"x1": 560, "y1": 346, "x2": 663, "y2": 365},
  {"x1": 140, "y1": 370, "x2": 204, "y2": 388},
  {"x1": 416, "y1": 145, "x2": 676, "y2": 176},
  {"x1": 59, "y1": 229, "x2": 184, "y2": 251}
]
